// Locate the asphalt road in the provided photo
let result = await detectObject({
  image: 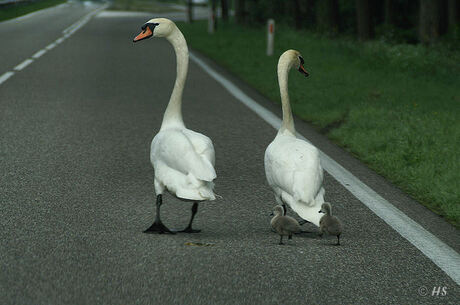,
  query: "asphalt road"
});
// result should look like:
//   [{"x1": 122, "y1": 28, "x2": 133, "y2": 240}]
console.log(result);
[{"x1": 0, "y1": 2, "x2": 459, "y2": 304}]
